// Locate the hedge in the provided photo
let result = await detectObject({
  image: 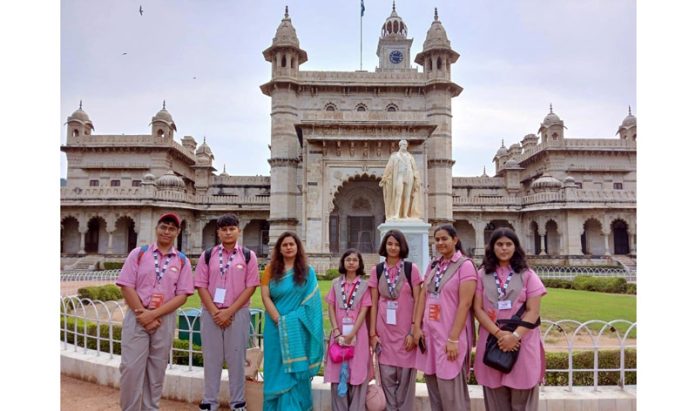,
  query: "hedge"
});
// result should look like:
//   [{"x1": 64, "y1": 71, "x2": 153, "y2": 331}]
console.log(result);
[
  {"x1": 77, "y1": 284, "x2": 122, "y2": 301},
  {"x1": 320, "y1": 268, "x2": 341, "y2": 280},
  {"x1": 572, "y1": 276, "x2": 627, "y2": 294},
  {"x1": 61, "y1": 317, "x2": 636, "y2": 385},
  {"x1": 103, "y1": 262, "x2": 124, "y2": 270},
  {"x1": 541, "y1": 278, "x2": 573, "y2": 289}
]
